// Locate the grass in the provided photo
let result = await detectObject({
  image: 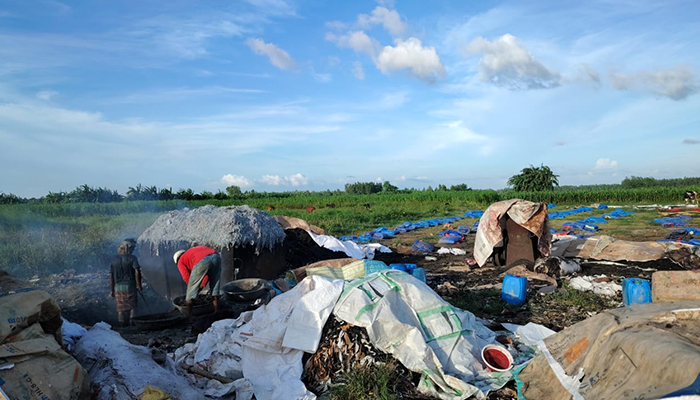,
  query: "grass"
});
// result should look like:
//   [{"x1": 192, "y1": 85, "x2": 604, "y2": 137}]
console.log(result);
[
  {"x1": 1, "y1": 193, "x2": 697, "y2": 277},
  {"x1": 329, "y1": 361, "x2": 402, "y2": 400},
  {"x1": 539, "y1": 281, "x2": 611, "y2": 311},
  {"x1": 445, "y1": 289, "x2": 520, "y2": 316}
]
